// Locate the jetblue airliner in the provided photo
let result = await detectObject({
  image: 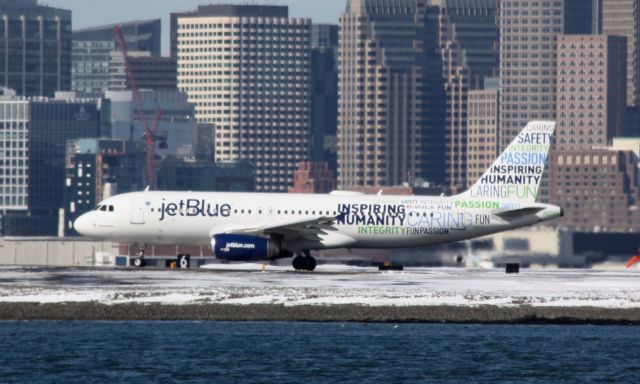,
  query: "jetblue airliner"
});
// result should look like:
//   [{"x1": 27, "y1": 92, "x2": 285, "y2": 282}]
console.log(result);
[{"x1": 75, "y1": 121, "x2": 562, "y2": 270}]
